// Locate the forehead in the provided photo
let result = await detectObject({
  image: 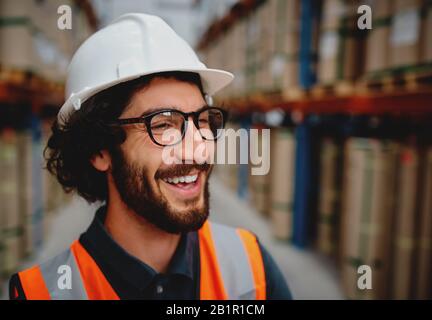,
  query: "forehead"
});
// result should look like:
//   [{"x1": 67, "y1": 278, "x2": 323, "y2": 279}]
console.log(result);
[{"x1": 123, "y1": 77, "x2": 206, "y2": 117}]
